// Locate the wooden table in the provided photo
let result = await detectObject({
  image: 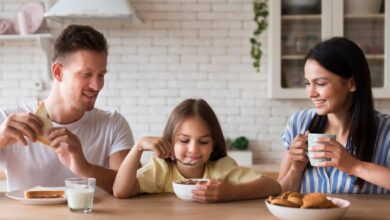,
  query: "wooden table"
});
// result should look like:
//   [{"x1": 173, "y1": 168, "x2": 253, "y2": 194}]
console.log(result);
[{"x1": 0, "y1": 192, "x2": 389, "y2": 219}]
